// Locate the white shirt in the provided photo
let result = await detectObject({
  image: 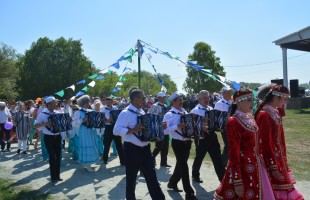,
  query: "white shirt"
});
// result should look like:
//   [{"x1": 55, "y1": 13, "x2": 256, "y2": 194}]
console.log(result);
[
  {"x1": 0, "y1": 107, "x2": 12, "y2": 123},
  {"x1": 190, "y1": 103, "x2": 213, "y2": 117},
  {"x1": 102, "y1": 105, "x2": 118, "y2": 125},
  {"x1": 34, "y1": 108, "x2": 61, "y2": 135},
  {"x1": 214, "y1": 98, "x2": 232, "y2": 112},
  {"x1": 113, "y1": 103, "x2": 149, "y2": 147},
  {"x1": 163, "y1": 107, "x2": 190, "y2": 141}
]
